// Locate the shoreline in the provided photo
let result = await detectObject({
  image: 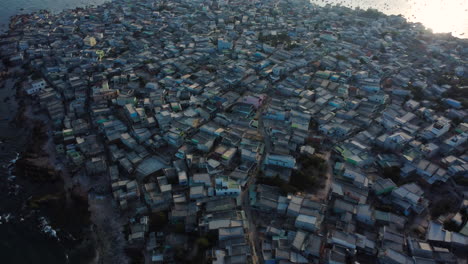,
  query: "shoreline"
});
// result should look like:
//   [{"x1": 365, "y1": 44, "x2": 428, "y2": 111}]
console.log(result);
[
  {"x1": 0, "y1": 59, "x2": 99, "y2": 263},
  {"x1": 1, "y1": 6, "x2": 131, "y2": 259},
  {"x1": 1, "y1": 0, "x2": 466, "y2": 263},
  {"x1": 1, "y1": 22, "x2": 129, "y2": 263},
  {"x1": 0, "y1": 67, "x2": 70, "y2": 262},
  {"x1": 1, "y1": 1, "x2": 468, "y2": 40},
  {"x1": 0, "y1": 0, "x2": 112, "y2": 35}
]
